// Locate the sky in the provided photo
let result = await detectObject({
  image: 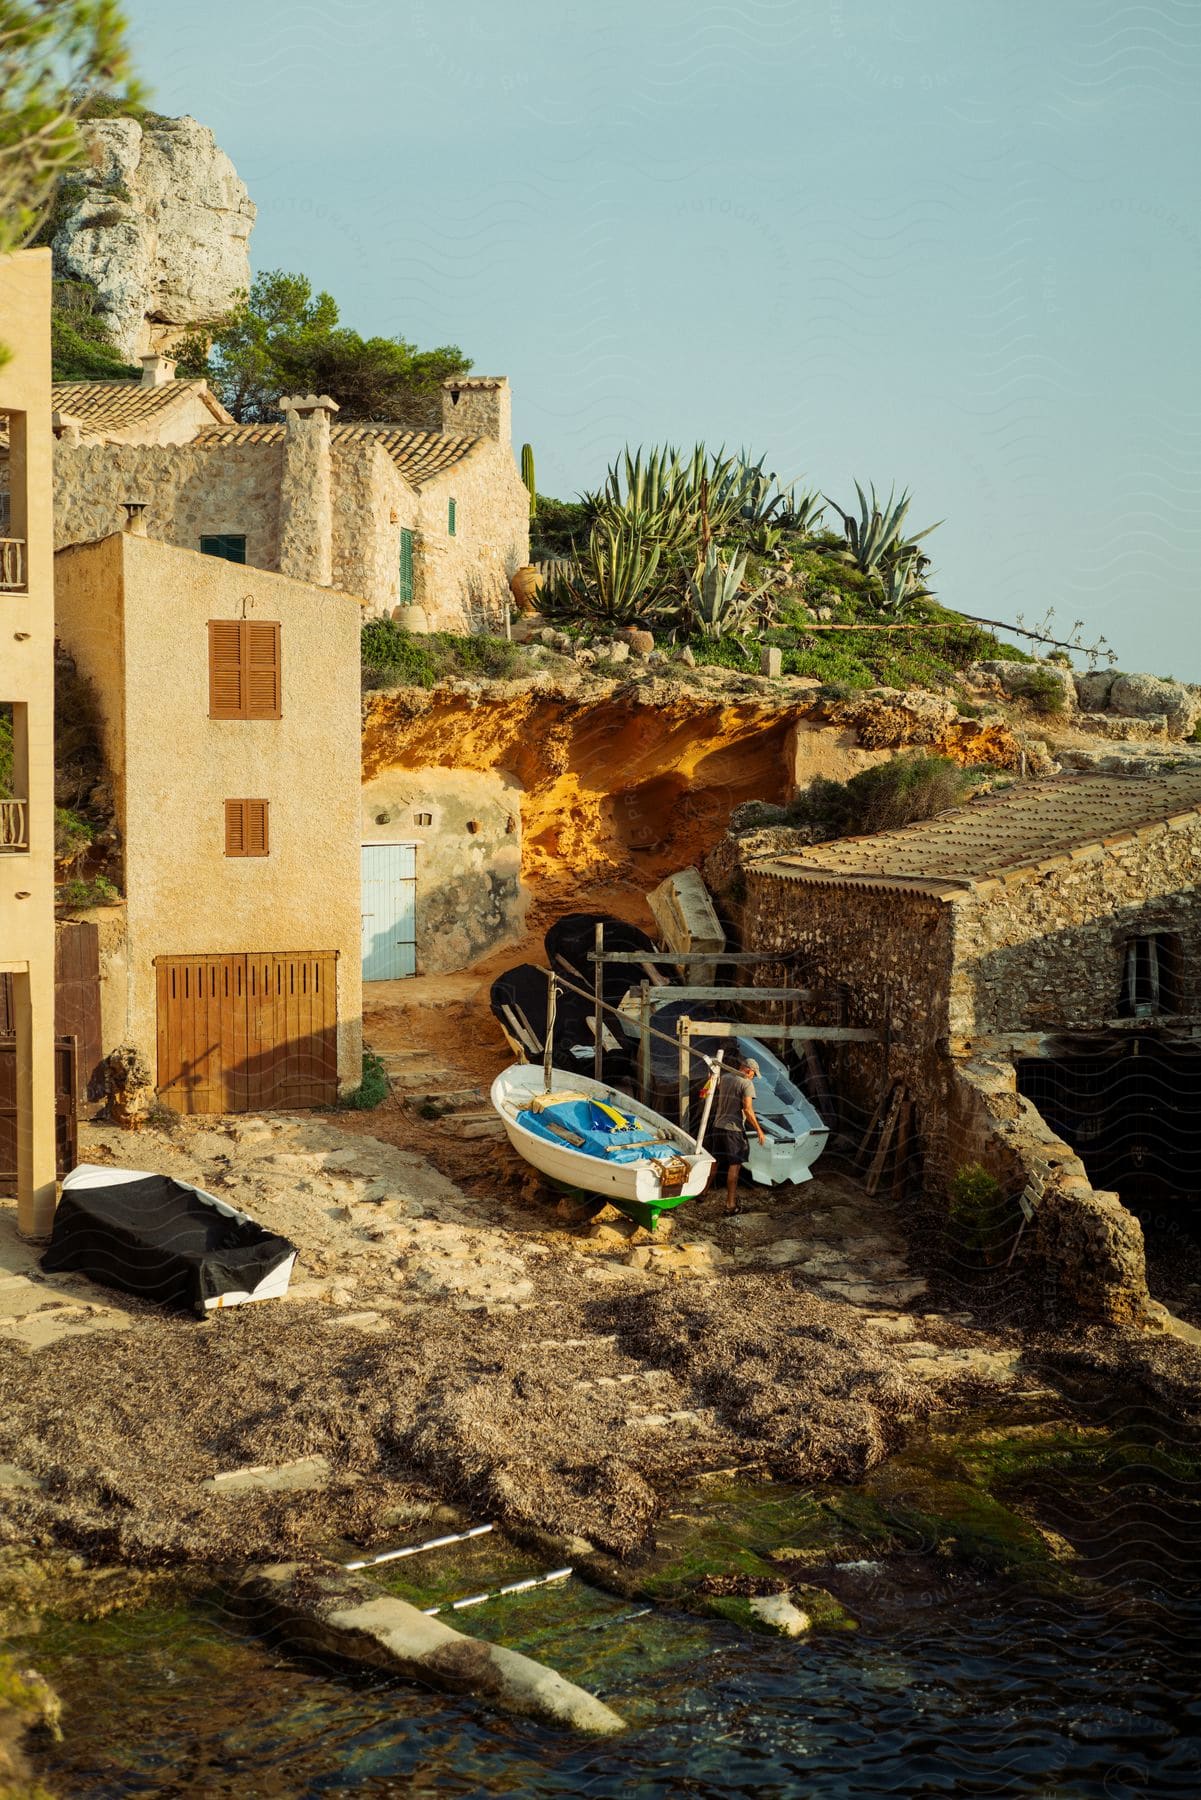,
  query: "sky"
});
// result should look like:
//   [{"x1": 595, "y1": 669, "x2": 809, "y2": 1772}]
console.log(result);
[{"x1": 122, "y1": 0, "x2": 1200, "y2": 674}]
